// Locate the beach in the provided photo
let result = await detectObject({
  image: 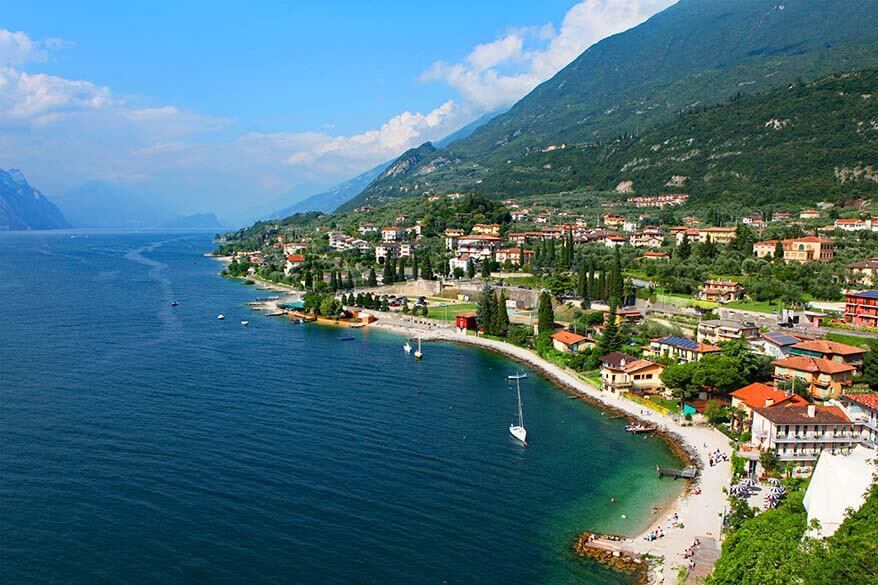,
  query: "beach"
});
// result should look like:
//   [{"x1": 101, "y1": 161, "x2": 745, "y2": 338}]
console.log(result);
[{"x1": 369, "y1": 316, "x2": 733, "y2": 584}]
